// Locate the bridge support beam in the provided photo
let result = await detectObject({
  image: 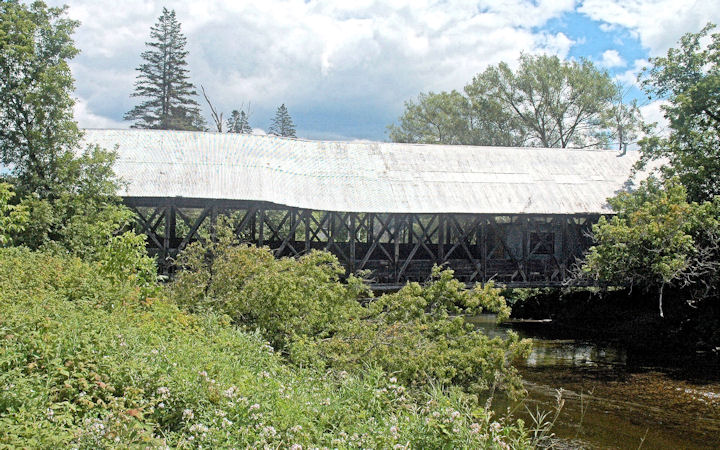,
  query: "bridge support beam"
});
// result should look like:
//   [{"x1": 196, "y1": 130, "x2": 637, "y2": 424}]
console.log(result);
[{"x1": 125, "y1": 197, "x2": 597, "y2": 288}]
